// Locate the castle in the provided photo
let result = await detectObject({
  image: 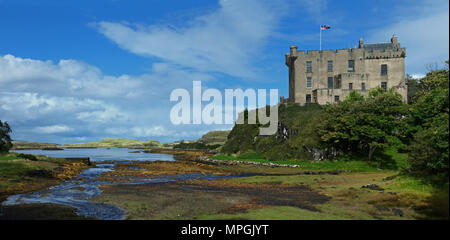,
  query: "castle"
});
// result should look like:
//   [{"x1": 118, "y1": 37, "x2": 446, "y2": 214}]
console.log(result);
[{"x1": 283, "y1": 35, "x2": 408, "y2": 105}]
